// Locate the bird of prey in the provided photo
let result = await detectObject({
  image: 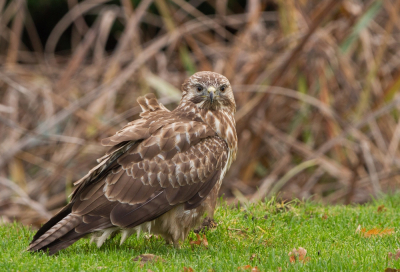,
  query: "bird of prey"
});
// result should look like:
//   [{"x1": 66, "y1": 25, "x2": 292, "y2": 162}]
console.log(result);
[{"x1": 28, "y1": 71, "x2": 237, "y2": 255}]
